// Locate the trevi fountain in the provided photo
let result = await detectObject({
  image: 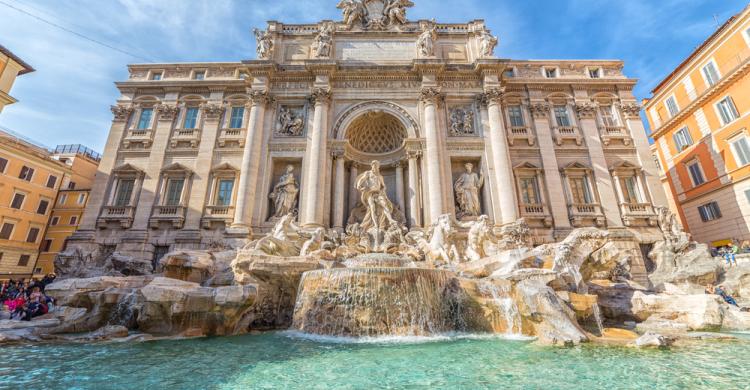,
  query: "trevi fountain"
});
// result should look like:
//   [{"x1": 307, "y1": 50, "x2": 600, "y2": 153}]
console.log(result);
[{"x1": 4, "y1": 1, "x2": 750, "y2": 388}]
